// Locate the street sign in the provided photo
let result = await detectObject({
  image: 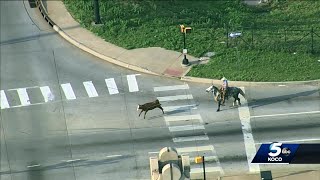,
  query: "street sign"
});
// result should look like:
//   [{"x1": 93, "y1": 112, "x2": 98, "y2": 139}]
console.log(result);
[{"x1": 183, "y1": 49, "x2": 187, "y2": 54}]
